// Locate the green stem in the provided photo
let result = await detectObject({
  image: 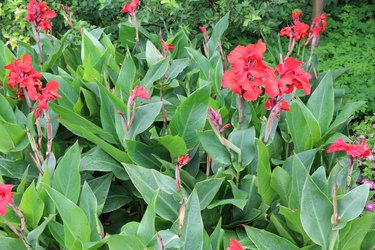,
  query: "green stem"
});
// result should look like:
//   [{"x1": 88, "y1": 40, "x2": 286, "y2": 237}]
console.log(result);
[{"x1": 329, "y1": 229, "x2": 339, "y2": 250}]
